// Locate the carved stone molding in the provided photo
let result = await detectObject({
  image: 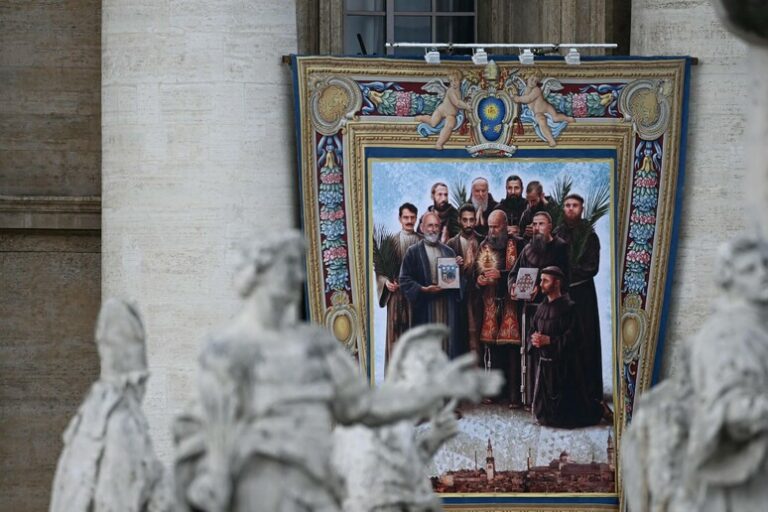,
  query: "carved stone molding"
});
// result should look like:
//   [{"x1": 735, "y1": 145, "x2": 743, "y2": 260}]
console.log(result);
[{"x1": 0, "y1": 195, "x2": 101, "y2": 231}]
